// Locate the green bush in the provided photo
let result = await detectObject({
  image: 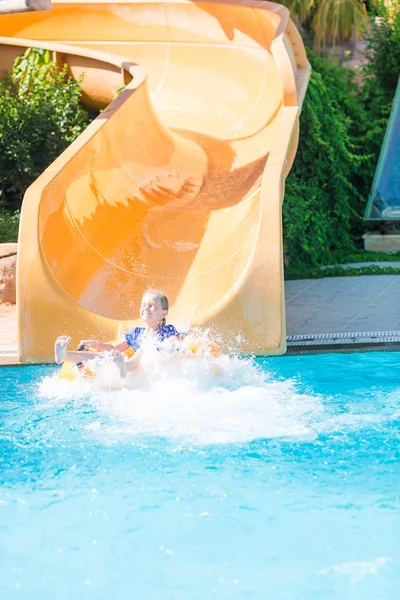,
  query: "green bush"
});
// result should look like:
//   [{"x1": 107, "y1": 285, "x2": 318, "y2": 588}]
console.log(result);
[
  {"x1": 363, "y1": 0, "x2": 400, "y2": 103},
  {"x1": 283, "y1": 52, "x2": 368, "y2": 268},
  {"x1": 351, "y1": 0, "x2": 399, "y2": 201},
  {"x1": 0, "y1": 47, "x2": 90, "y2": 212},
  {"x1": 281, "y1": 0, "x2": 400, "y2": 273},
  {"x1": 0, "y1": 210, "x2": 19, "y2": 243}
]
